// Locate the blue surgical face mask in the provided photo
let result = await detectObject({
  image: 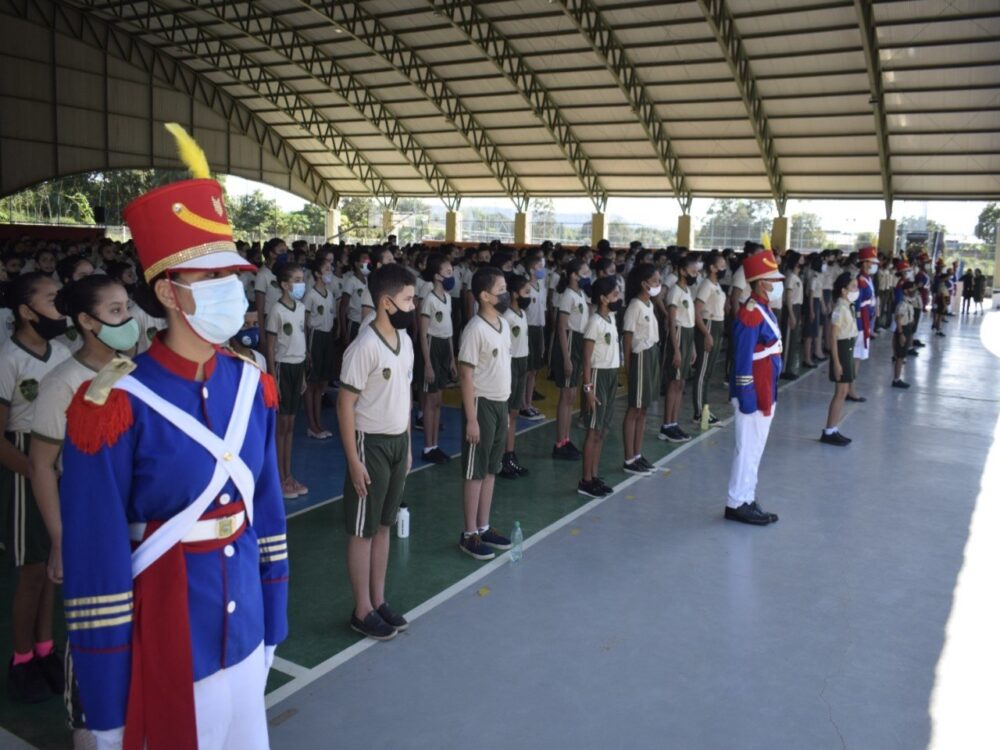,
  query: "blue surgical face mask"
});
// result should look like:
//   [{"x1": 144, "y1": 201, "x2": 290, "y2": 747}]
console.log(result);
[
  {"x1": 535, "y1": 267, "x2": 546, "y2": 280},
  {"x1": 291, "y1": 282, "x2": 306, "y2": 300},
  {"x1": 236, "y1": 326, "x2": 259, "y2": 349},
  {"x1": 321, "y1": 273, "x2": 334, "y2": 285},
  {"x1": 171, "y1": 275, "x2": 249, "y2": 344},
  {"x1": 441, "y1": 275, "x2": 456, "y2": 292},
  {"x1": 579, "y1": 275, "x2": 592, "y2": 291}
]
